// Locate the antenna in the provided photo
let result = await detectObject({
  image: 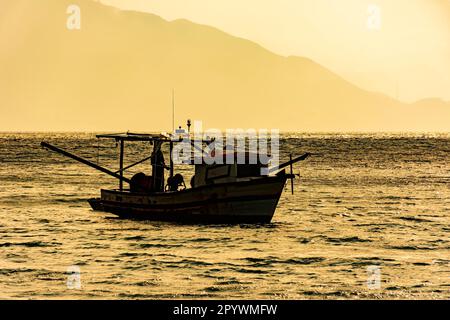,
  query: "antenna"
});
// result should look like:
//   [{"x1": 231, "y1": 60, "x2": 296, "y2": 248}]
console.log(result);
[{"x1": 172, "y1": 89, "x2": 175, "y2": 134}]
